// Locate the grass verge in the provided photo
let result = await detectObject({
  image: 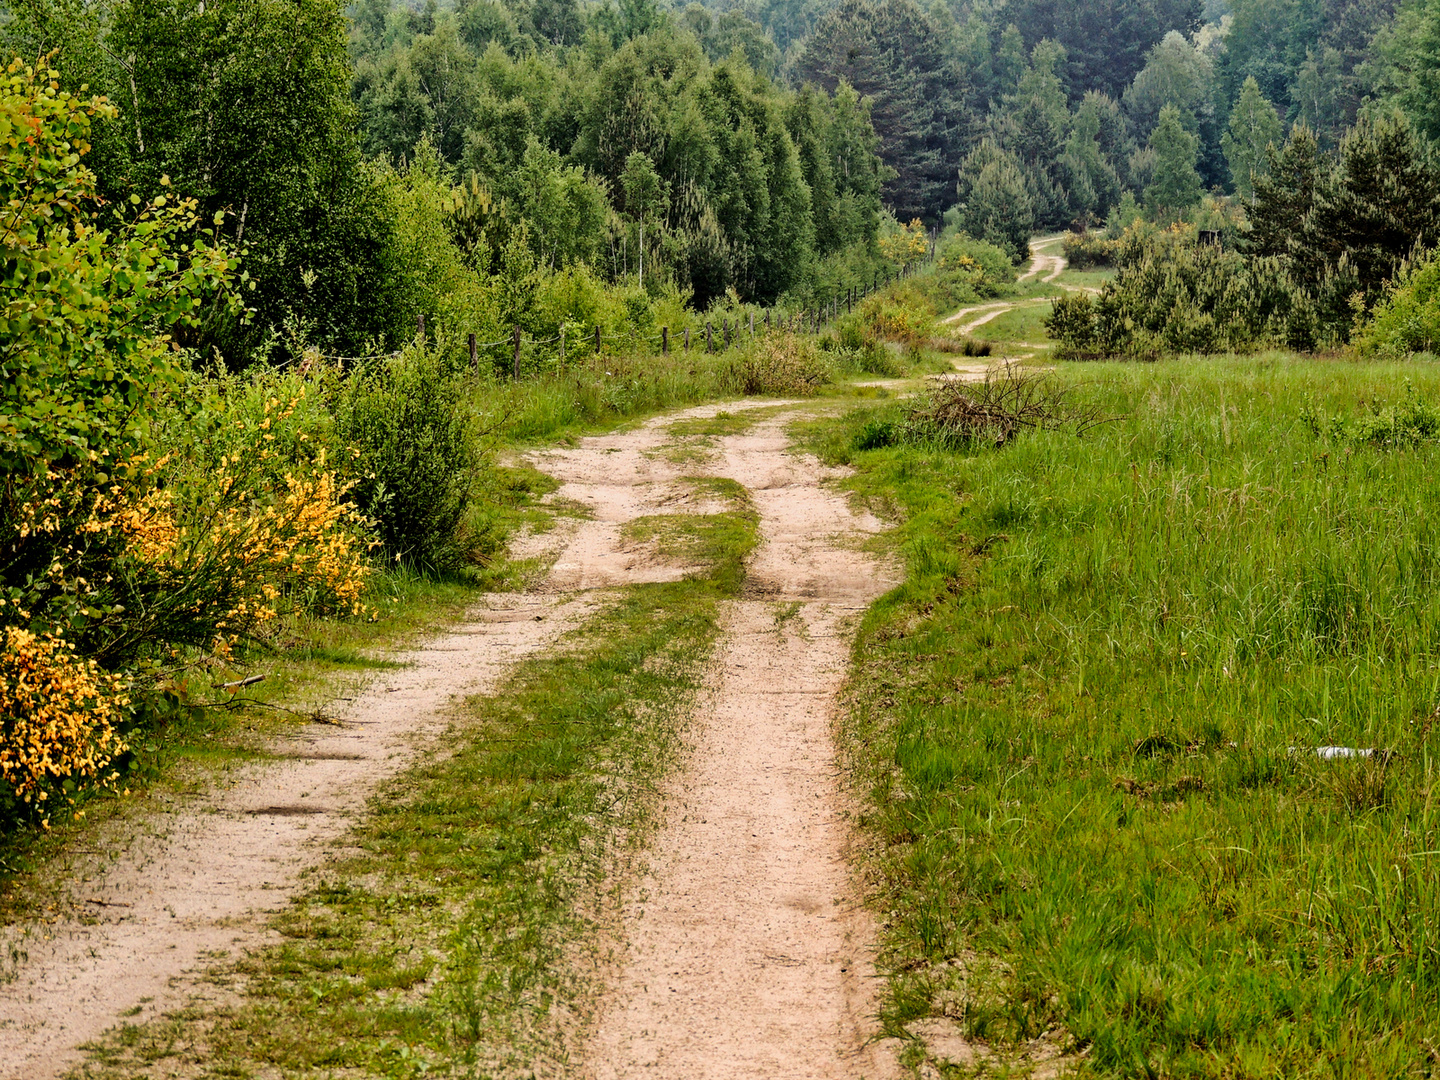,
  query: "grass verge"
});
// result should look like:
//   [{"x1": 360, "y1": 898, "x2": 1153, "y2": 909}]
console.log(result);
[{"x1": 797, "y1": 356, "x2": 1440, "y2": 1078}]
